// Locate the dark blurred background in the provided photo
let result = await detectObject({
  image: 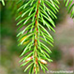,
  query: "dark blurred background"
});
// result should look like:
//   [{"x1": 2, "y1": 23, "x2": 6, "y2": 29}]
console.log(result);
[{"x1": 0, "y1": 0, "x2": 74, "y2": 74}]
